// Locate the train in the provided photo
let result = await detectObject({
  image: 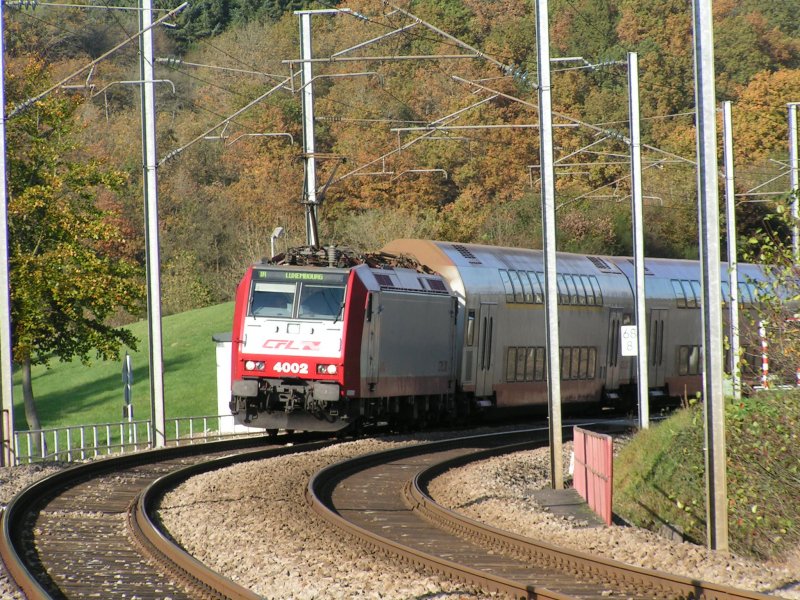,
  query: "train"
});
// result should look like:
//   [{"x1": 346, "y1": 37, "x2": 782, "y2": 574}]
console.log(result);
[{"x1": 228, "y1": 239, "x2": 770, "y2": 433}]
